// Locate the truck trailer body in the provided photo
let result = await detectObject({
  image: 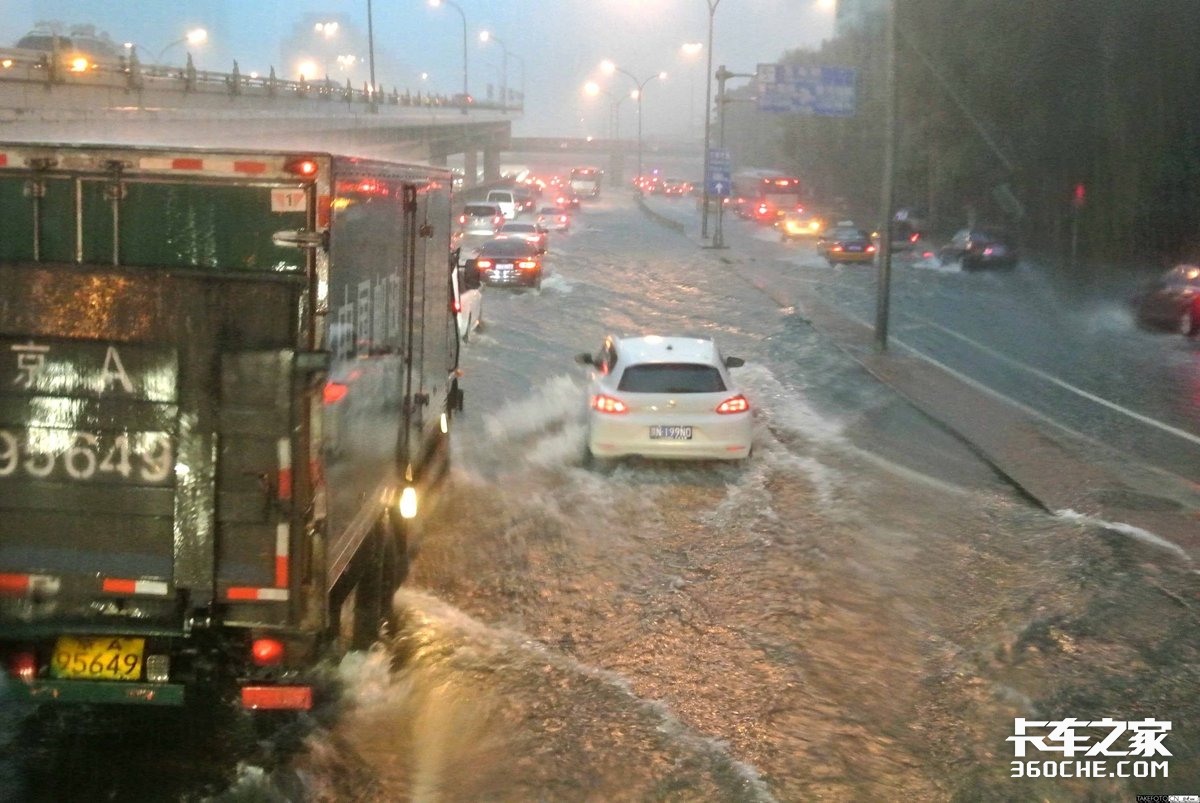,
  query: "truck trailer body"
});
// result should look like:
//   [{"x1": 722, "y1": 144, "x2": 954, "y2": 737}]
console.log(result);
[{"x1": 0, "y1": 143, "x2": 464, "y2": 709}]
